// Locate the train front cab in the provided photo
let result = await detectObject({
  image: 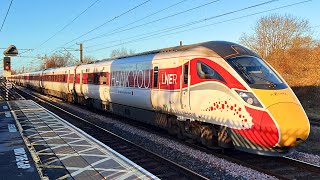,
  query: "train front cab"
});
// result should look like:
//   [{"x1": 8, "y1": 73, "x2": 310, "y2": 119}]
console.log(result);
[{"x1": 226, "y1": 56, "x2": 310, "y2": 155}]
